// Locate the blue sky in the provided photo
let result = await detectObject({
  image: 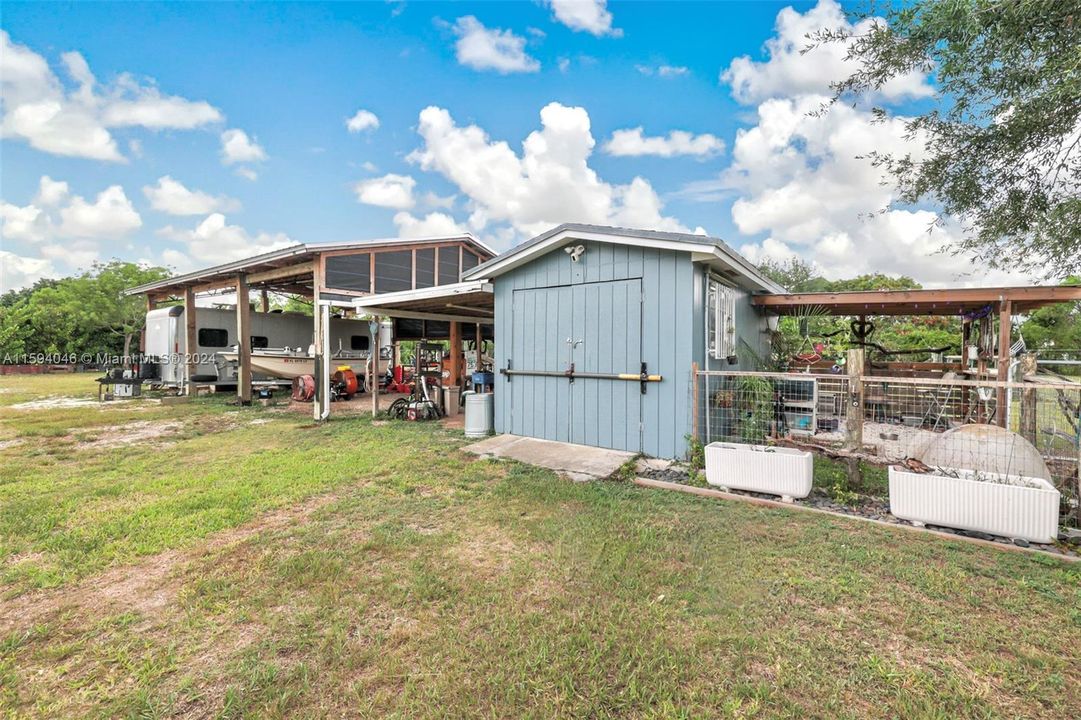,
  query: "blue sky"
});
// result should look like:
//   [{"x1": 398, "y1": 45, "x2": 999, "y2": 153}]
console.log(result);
[{"x1": 0, "y1": 0, "x2": 1026, "y2": 291}]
